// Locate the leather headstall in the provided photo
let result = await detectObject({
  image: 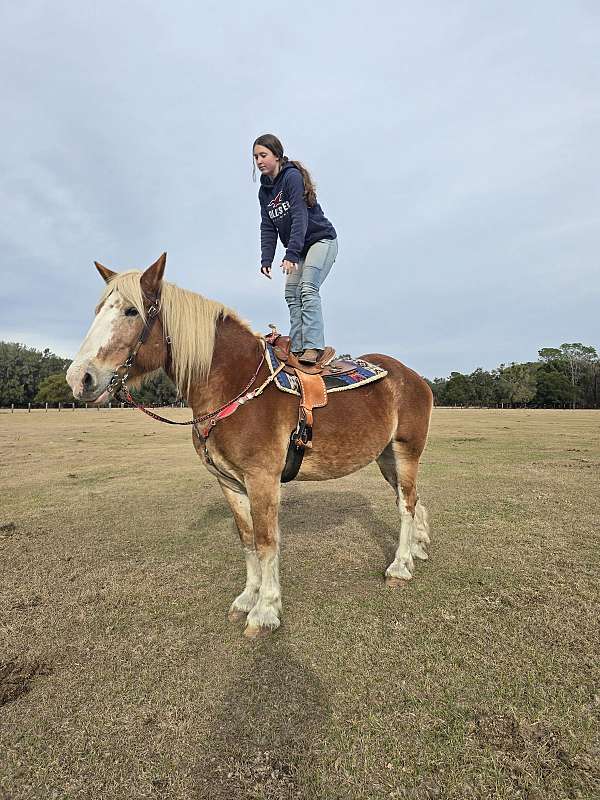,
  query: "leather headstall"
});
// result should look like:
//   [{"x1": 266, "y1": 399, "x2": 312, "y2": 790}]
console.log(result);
[{"x1": 106, "y1": 290, "x2": 163, "y2": 399}]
